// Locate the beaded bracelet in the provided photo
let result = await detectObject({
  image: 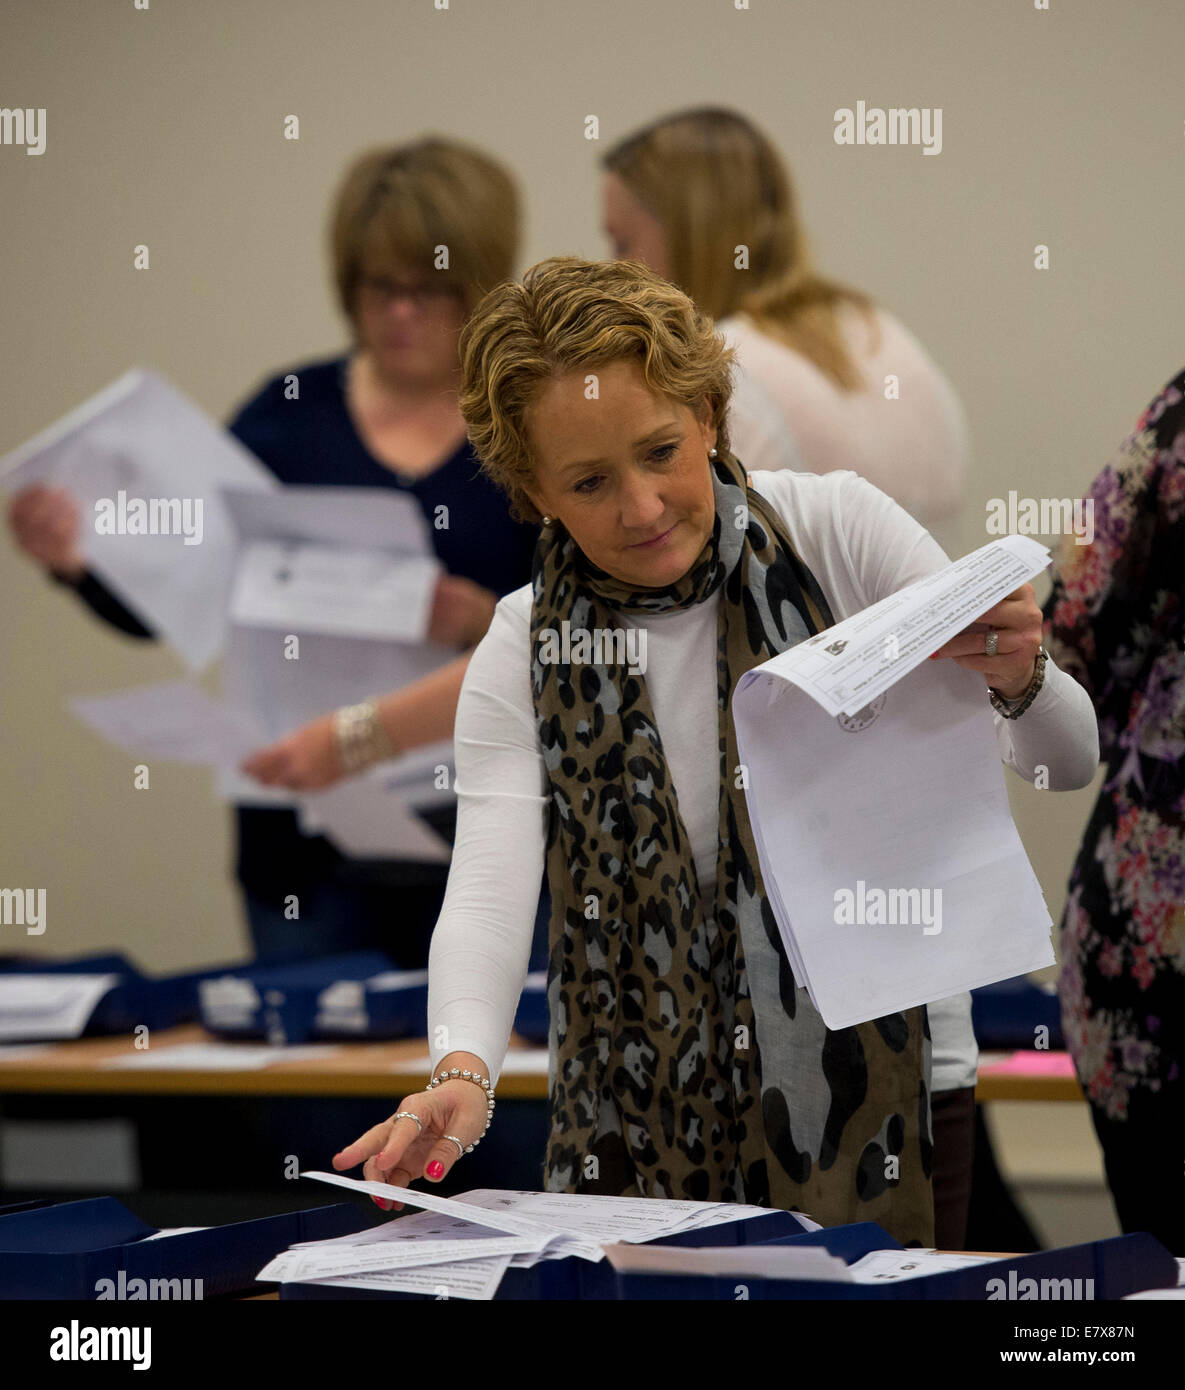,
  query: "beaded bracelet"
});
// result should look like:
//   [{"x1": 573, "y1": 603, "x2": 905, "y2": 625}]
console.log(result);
[
  {"x1": 988, "y1": 646, "x2": 1048, "y2": 719},
  {"x1": 333, "y1": 697, "x2": 394, "y2": 774},
  {"x1": 426, "y1": 1067, "x2": 496, "y2": 1154}
]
